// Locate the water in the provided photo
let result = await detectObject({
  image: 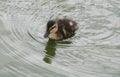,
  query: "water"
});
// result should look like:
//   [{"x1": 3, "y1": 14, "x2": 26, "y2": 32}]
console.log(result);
[{"x1": 0, "y1": 0, "x2": 120, "y2": 77}]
